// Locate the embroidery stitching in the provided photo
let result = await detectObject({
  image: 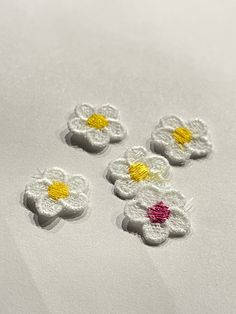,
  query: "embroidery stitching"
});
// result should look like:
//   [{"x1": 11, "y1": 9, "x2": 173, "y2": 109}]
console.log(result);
[
  {"x1": 68, "y1": 103, "x2": 126, "y2": 153},
  {"x1": 151, "y1": 115, "x2": 212, "y2": 165},
  {"x1": 172, "y1": 127, "x2": 192, "y2": 145},
  {"x1": 24, "y1": 167, "x2": 89, "y2": 221},
  {"x1": 128, "y1": 162, "x2": 150, "y2": 182},
  {"x1": 124, "y1": 185, "x2": 191, "y2": 245},
  {"x1": 147, "y1": 201, "x2": 171, "y2": 224},
  {"x1": 86, "y1": 113, "x2": 109, "y2": 129},
  {"x1": 48, "y1": 181, "x2": 70, "y2": 200},
  {"x1": 107, "y1": 146, "x2": 171, "y2": 199}
]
